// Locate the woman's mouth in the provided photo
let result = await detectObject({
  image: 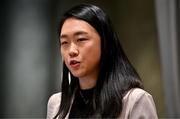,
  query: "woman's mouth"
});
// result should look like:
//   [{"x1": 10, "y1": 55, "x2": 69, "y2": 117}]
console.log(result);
[{"x1": 69, "y1": 60, "x2": 80, "y2": 69}]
